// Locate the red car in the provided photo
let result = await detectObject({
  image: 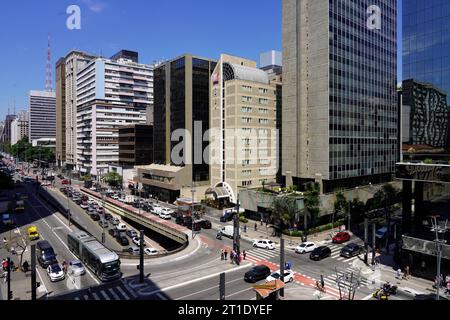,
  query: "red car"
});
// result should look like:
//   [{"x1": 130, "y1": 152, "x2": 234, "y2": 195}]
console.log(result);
[
  {"x1": 61, "y1": 179, "x2": 70, "y2": 185},
  {"x1": 332, "y1": 232, "x2": 351, "y2": 244}
]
